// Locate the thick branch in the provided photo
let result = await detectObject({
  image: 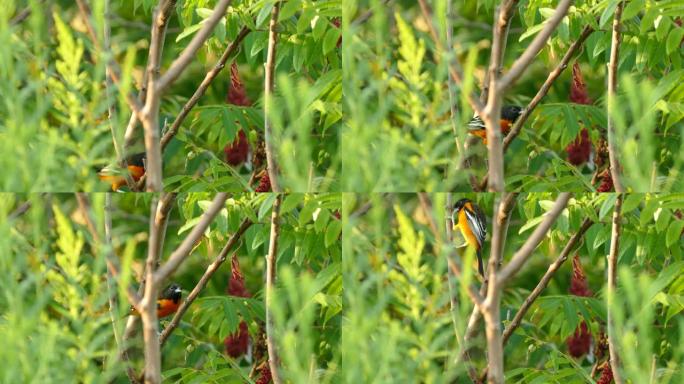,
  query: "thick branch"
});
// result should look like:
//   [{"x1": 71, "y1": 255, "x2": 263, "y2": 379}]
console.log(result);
[
  {"x1": 607, "y1": 2, "x2": 626, "y2": 192},
  {"x1": 123, "y1": 0, "x2": 177, "y2": 150},
  {"x1": 480, "y1": 192, "x2": 518, "y2": 383},
  {"x1": 264, "y1": 1, "x2": 284, "y2": 192},
  {"x1": 159, "y1": 218, "x2": 252, "y2": 346},
  {"x1": 160, "y1": 27, "x2": 250, "y2": 152},
  {"x1": 497, "y1": 0, "x2": 574, "y2": 91},
  {"x1": 265, "y1": 194, "x2": 283, "y2": 384},
  {"x1": 498, "y1": 193, "x2": 571, "y2": 284},
  {"x1": 478, "y1": 25, "x2": 594, "y2": 190},
  {"x1": 482, "y1": 1, "x2": 519, "y2": 192},
  {"x1": 156, "y1": 0, "x2": 233, "y2": 92},
  {"x1": 607, "y1": 194, "x2": 624, "y2": 384},
  {"x1": 154, "y1": 193, "x2": 229, "y2": 282},
  {"x1": 141, "y1": 197, "x2": 162, "y2": 384}
]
